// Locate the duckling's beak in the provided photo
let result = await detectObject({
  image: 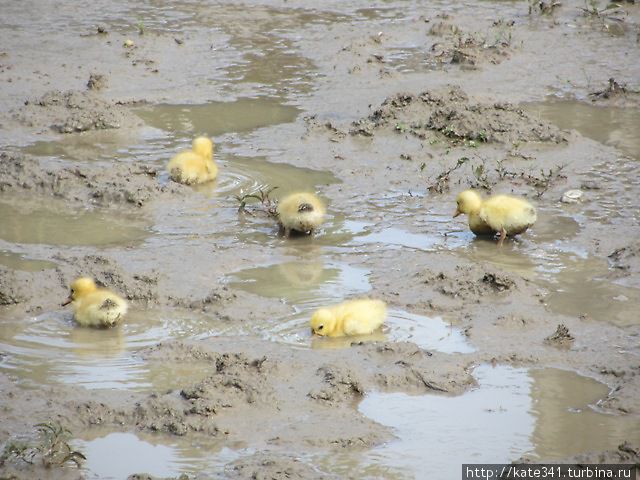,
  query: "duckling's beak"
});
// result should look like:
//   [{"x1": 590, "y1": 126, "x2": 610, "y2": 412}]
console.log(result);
[
  {"x1": 453, "y1": 208, "x2": 461, "y2": 218},
  {"x1": 62, "y1": 297, "x2": 72, "y2": 307}
]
